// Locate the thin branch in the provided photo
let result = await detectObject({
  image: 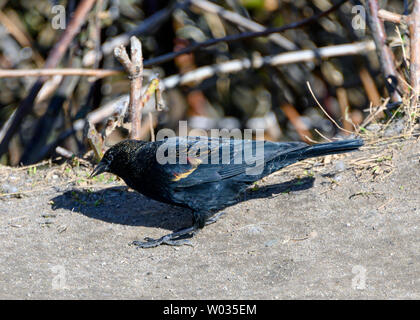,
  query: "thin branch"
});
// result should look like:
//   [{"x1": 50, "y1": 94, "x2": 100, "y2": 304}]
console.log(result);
[
  {"x1": 365, "y1": 0, "x2": 402, "y2": 102},
  {"x1": 314, "y1": 128, "x2": 333, "y2": 142},
  {"x1": 359, "y1": 67, "x2": 382, "y2": 107},
  {"x1": 378, "y1": 9, "x2": 403, "y2": 24},
  {"x1": 359, "y1": 98, "x2": 390, "y2": 129},
  {"x1": 144, "y1": 0, "x2": 348, "y2": 67},
  {"x1": 0, "y1": 68, "x2": 121, "y2": 78},
  {"x1": 336, "y1": 87, "x2": 354, "y2": 133},
  {"x1": 114, "y1": 37, "x2": 144, "y2": 140},
  {"x1": 306, "y1": 82, "x2": 353, "y2": 134},
  {"x1": 189, "y1": 0, "x2": 297, "y2": 50},
  {"x1": 113, "y1": 46, "x2": 133, "y2": 72},
  {"x1": 162, "y1": 41, "x2": 375, "y2": 89},
  {"x1": 409, "y1": 1, "x2": 420, "y2": 104}
]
